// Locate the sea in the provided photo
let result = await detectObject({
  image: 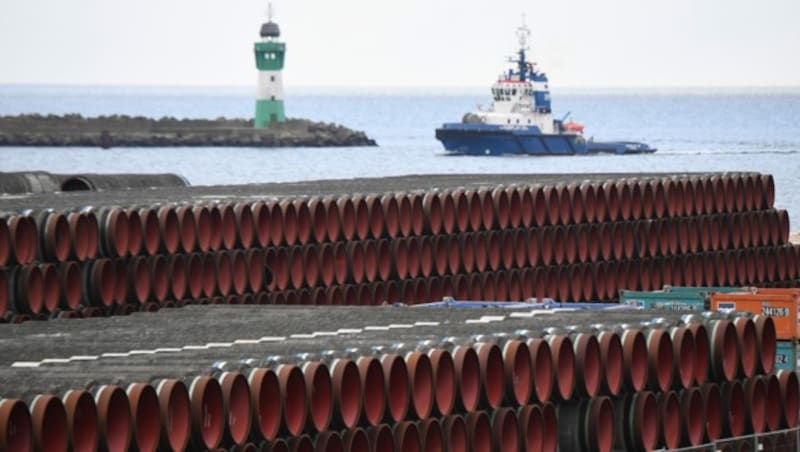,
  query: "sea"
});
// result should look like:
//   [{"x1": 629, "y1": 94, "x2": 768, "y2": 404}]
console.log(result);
[{"x1": 0, "y1": 85, "x2": 798, "y2": 222}]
